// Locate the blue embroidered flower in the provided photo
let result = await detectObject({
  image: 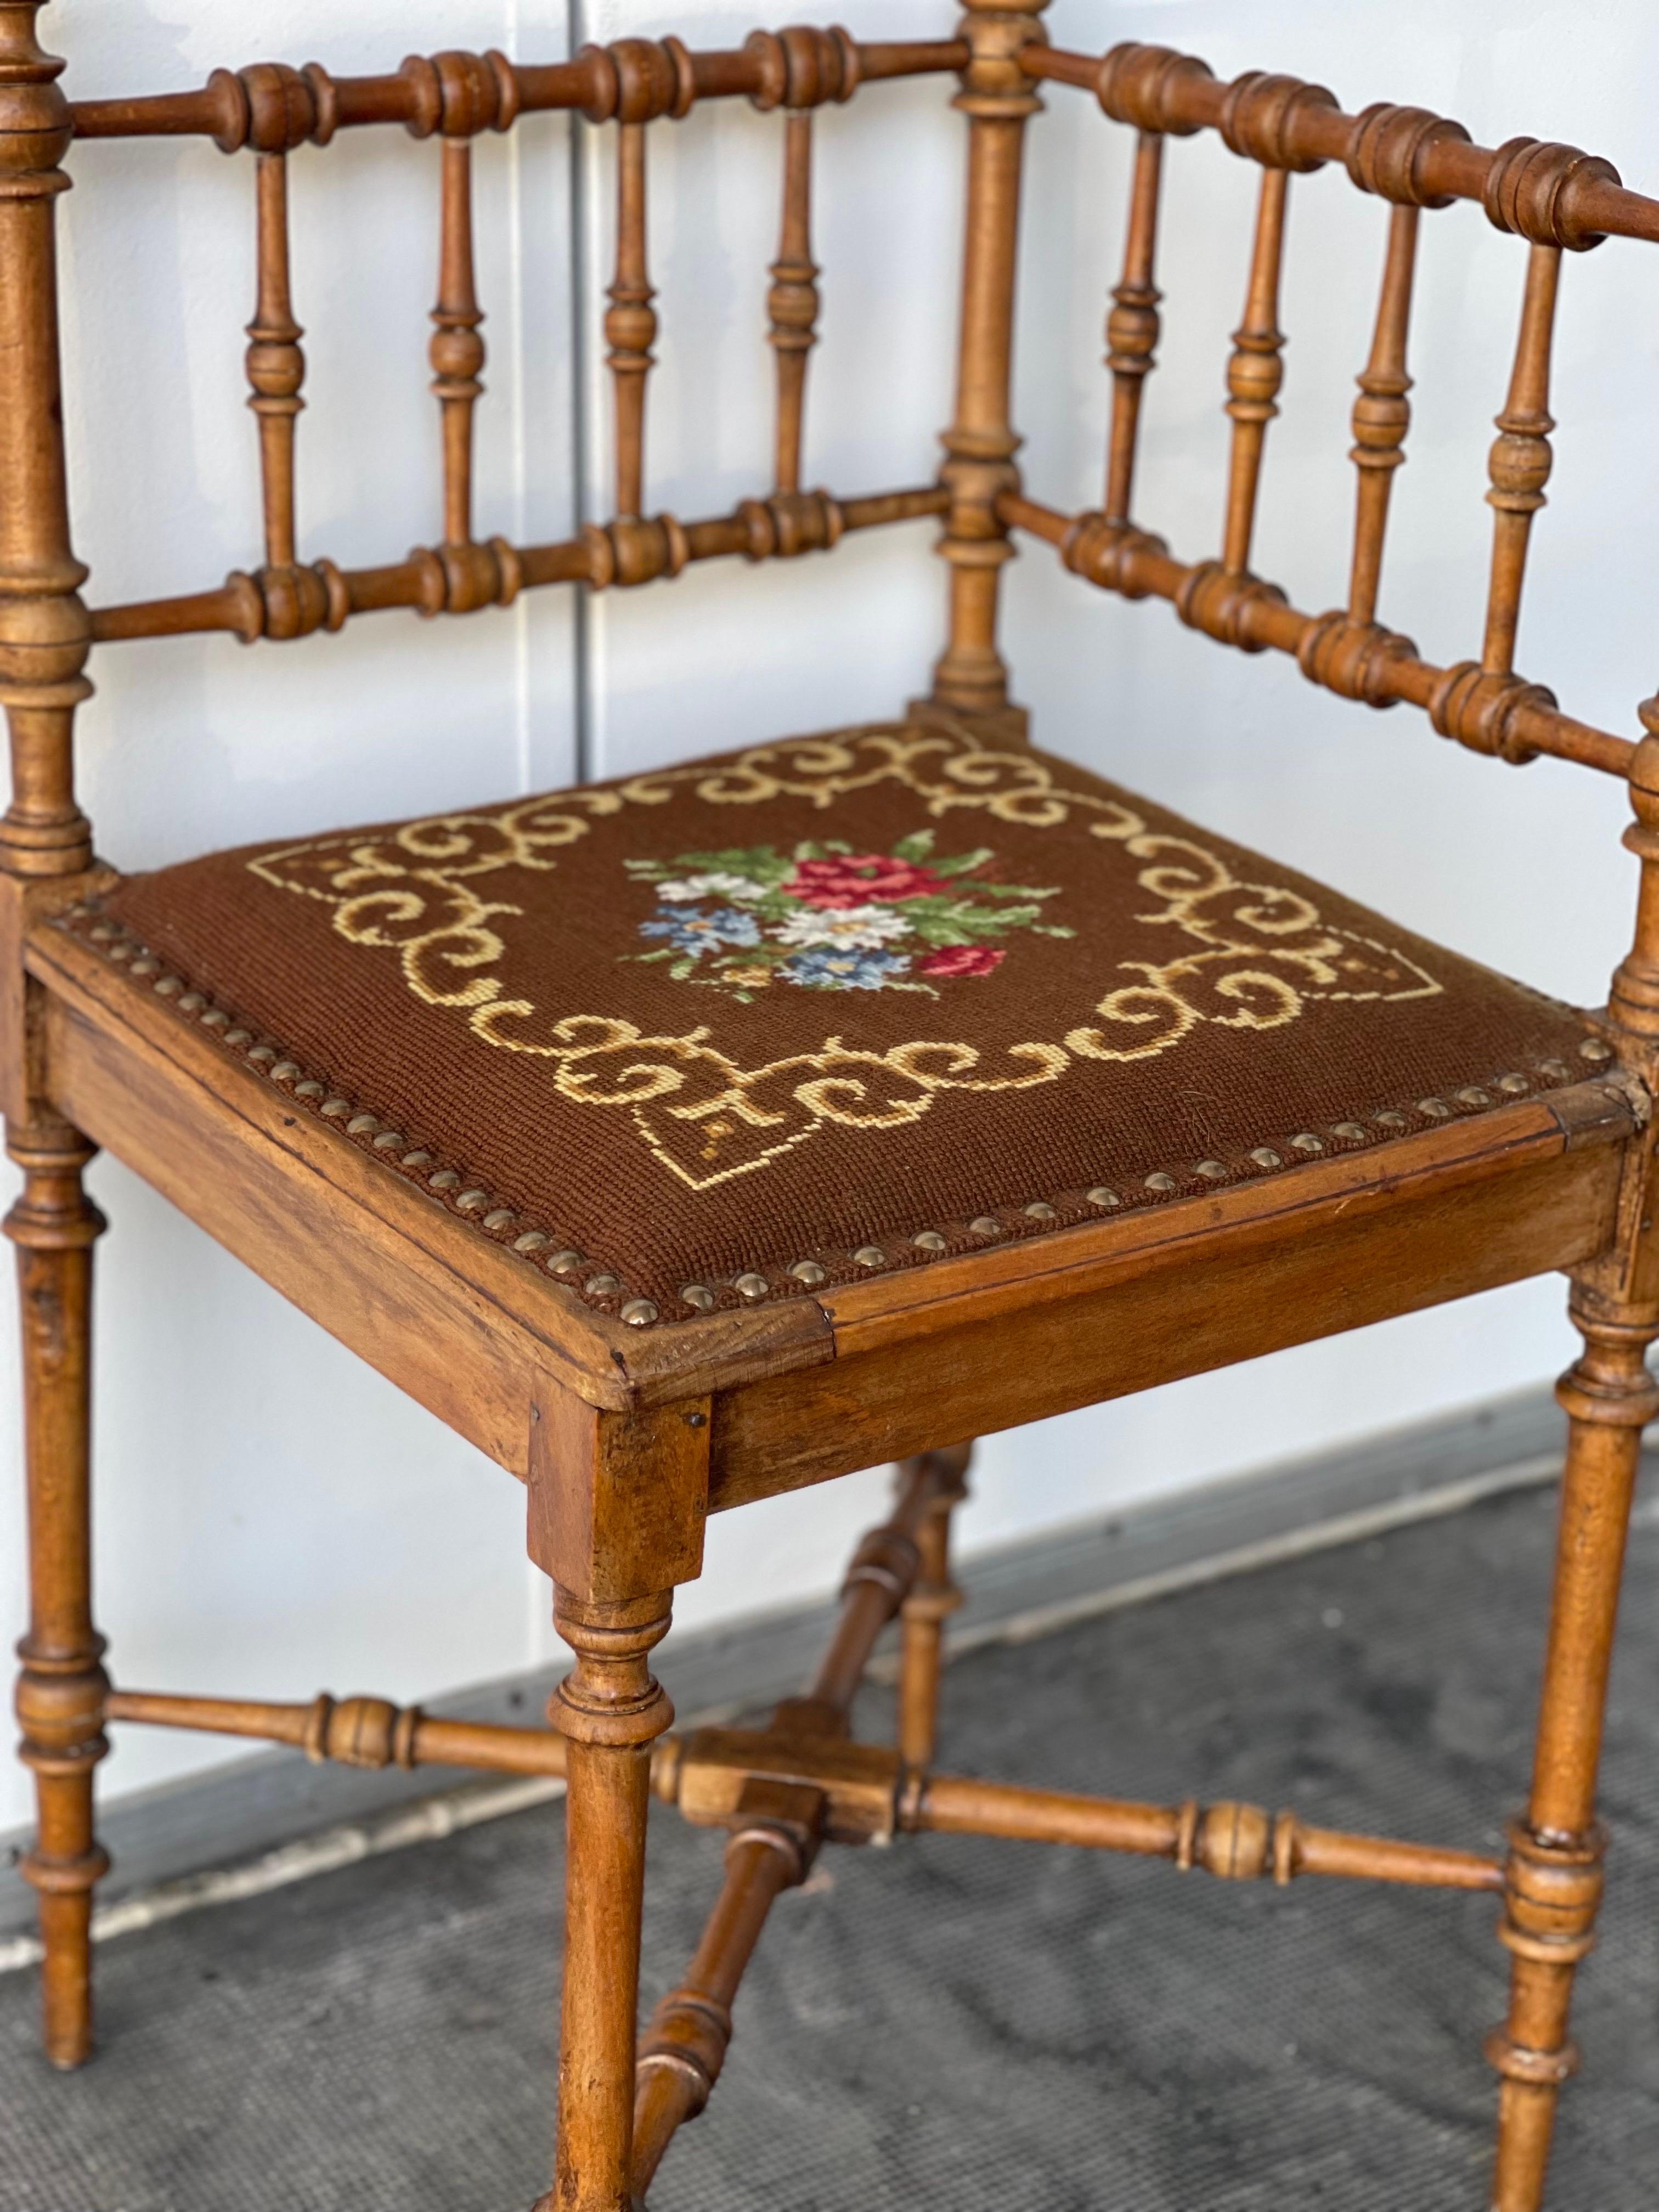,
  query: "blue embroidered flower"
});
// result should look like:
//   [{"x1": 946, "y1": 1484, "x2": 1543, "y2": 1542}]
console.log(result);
[
  {"x1": 782, "y1": 947, "x2": 912, "y2": 992},
  {"x1": 640, "y1": 904, "x2": 761, "y2": 957}
]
